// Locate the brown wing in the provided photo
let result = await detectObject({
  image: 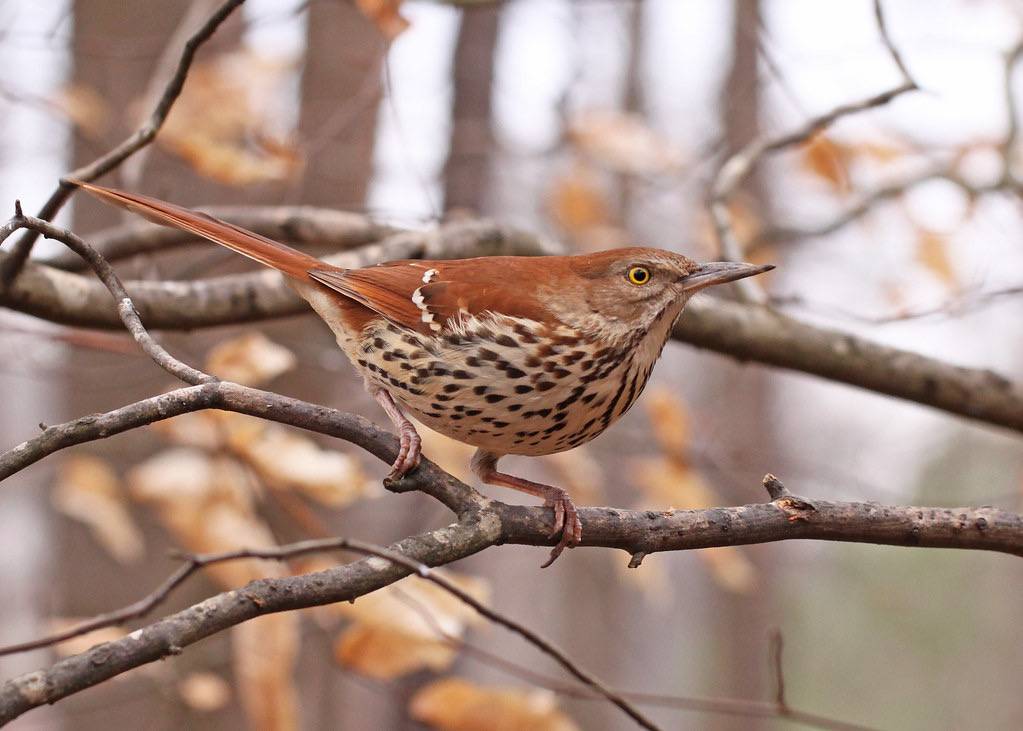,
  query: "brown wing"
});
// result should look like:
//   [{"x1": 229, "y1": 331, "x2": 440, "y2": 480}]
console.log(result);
[{"x1": 308, "y1": 258, "x2": 555, "y2": 335}]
